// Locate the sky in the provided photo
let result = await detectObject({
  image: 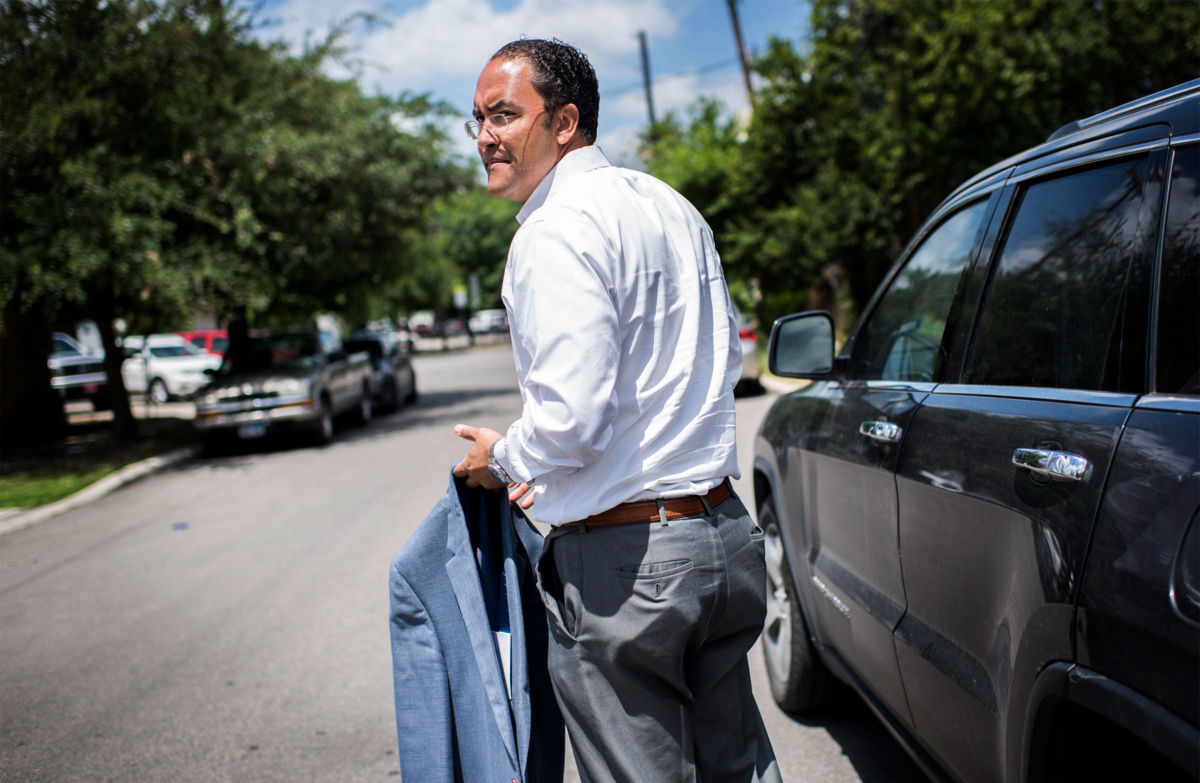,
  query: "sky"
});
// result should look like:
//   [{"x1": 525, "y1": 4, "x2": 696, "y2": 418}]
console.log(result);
[{"x1": 250, "y1": 0, "x2": 812, "y2": 170}]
